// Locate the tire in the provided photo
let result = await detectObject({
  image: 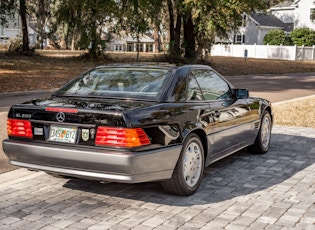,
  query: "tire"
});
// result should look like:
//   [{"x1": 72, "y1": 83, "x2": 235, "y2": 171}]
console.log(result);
[
  {"x1": 249, "y1": 111, "x2": 272, "y2": 154},
  {"x1": 161, "y1": 133, "x2": 205, "y2": 196}
]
